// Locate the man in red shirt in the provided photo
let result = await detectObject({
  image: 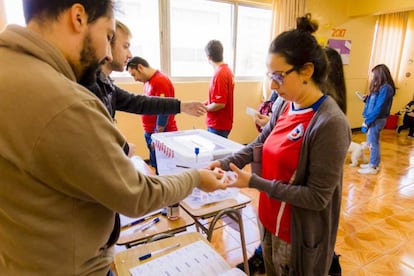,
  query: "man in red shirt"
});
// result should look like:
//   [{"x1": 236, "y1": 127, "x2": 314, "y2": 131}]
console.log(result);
[
  {"x1": 204, "y1": 40, "x2": 234, "y2": 138},
  {"x1": 127, "y1": 57, "x2": 177, "y2": 174}
]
